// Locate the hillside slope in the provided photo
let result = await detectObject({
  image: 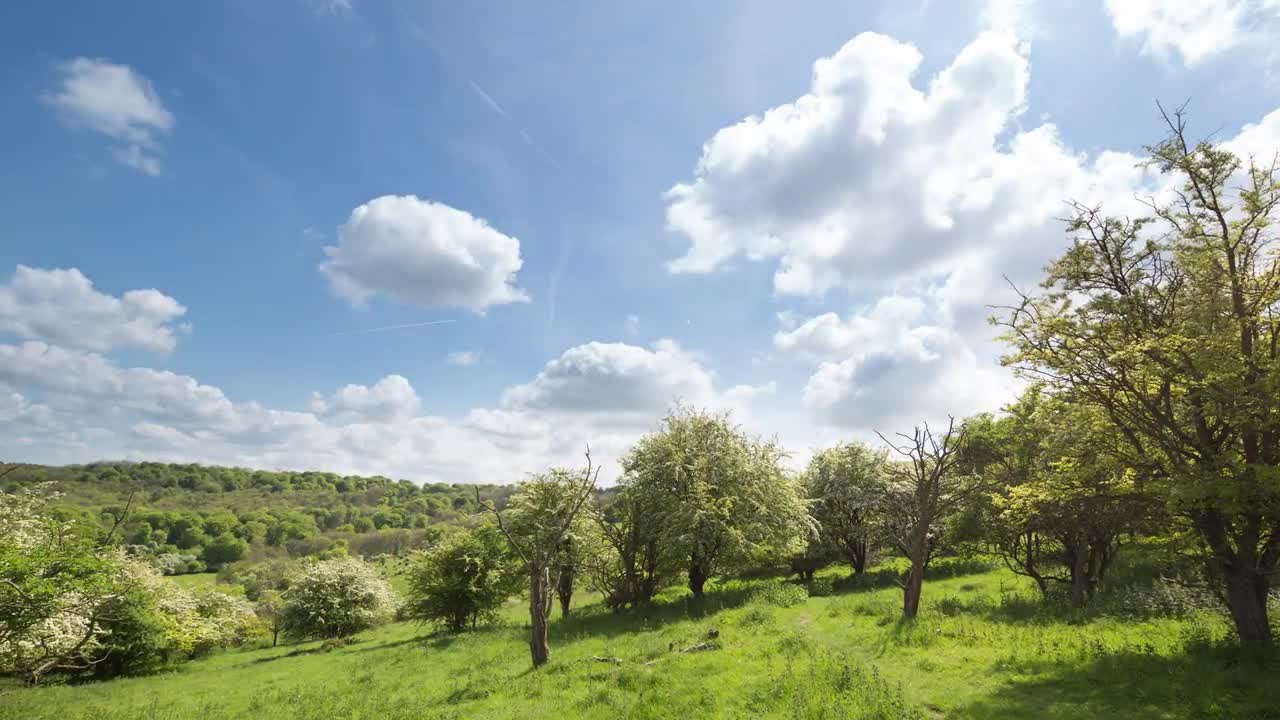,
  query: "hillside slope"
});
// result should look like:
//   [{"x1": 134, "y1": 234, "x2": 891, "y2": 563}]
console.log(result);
[{"x1": 1, "y1": 566, "x2": 1270, "y2": 720}]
